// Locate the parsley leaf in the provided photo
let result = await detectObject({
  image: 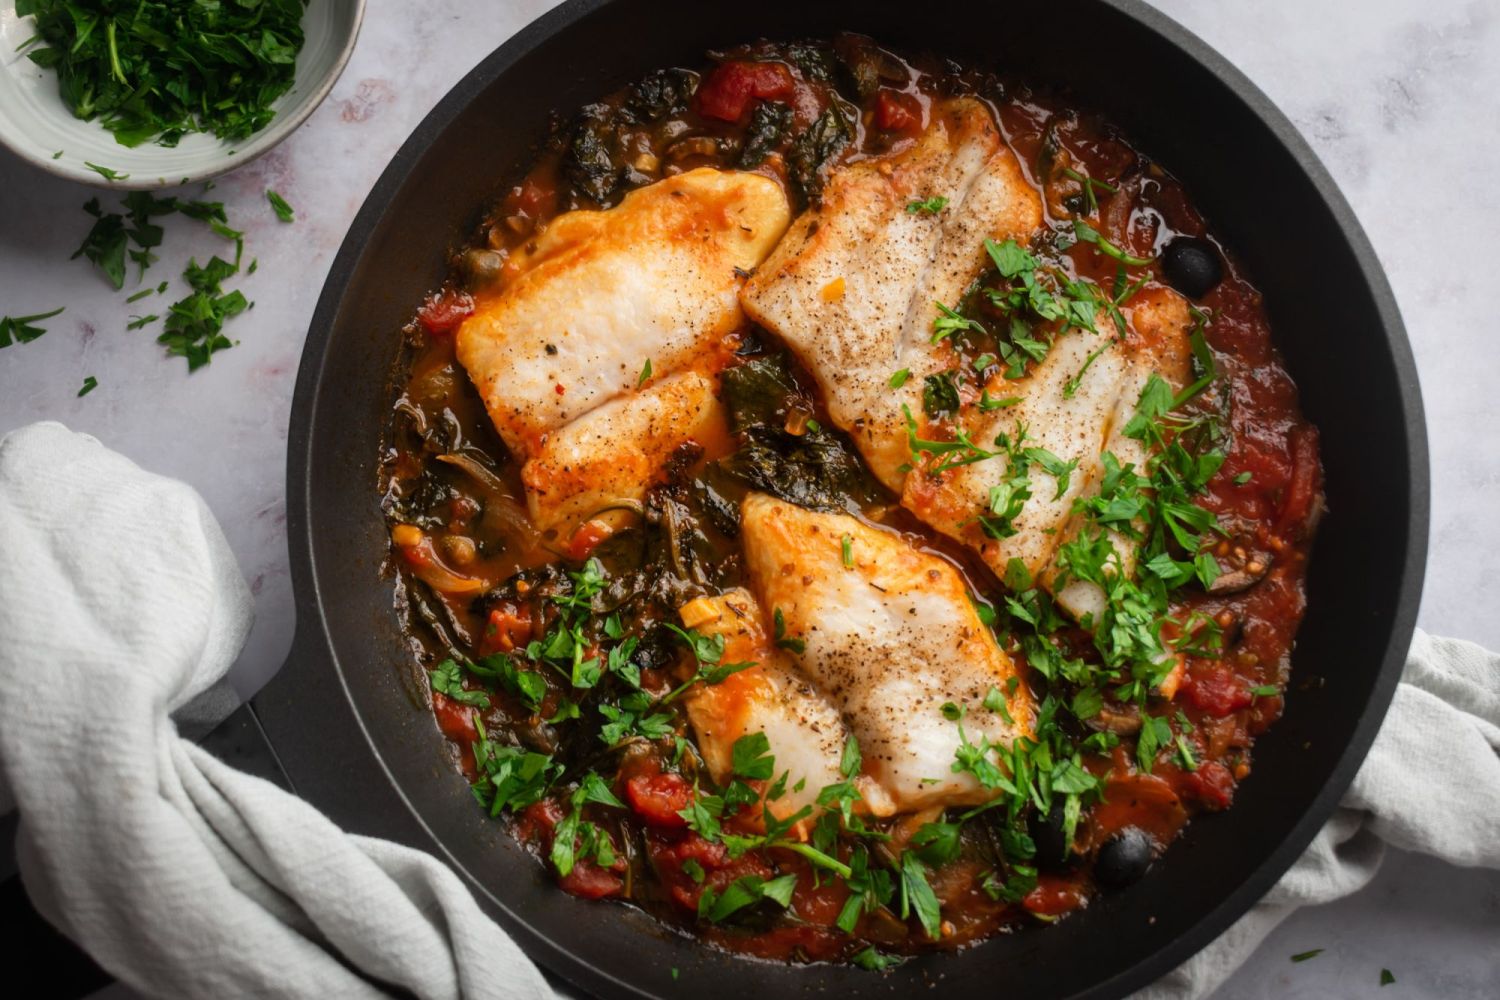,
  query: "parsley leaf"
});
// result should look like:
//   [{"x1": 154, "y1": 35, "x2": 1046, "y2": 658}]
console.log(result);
[
  {"x1": 0, "y1": 306, "x2": 65, "y2": 349},
  {"x1": 266, "y1": 189, "x2": 295, "y2": 223},
  {"x1": 906, "y1": 195, "x2": 948, "y2": 215},
  {"x1": 898, "y1": 852, "x2": 943, "y2": 939}
]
